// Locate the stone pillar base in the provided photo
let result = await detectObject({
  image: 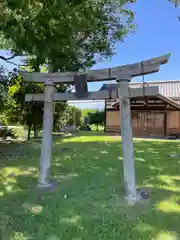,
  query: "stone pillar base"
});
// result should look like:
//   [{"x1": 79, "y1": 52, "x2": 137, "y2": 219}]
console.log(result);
[{"x1": 36, "y1": 180, "x2": 56, "y2": 190}]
